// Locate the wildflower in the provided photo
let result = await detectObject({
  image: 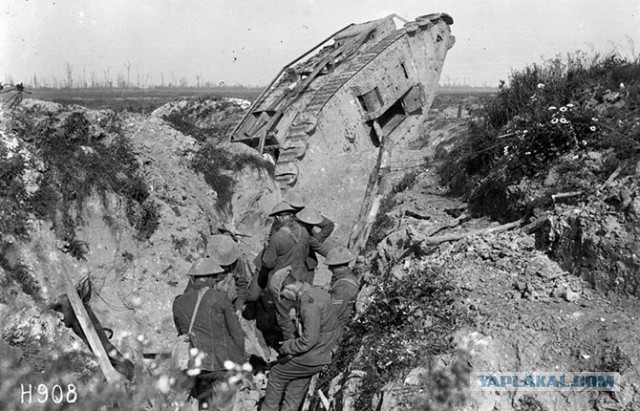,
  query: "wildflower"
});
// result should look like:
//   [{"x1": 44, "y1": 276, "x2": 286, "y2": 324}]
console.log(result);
[
  {"x1": 590, "y1": 126, "x2": 597, "y2": 132},
  {"x1": 560, "y1": 117, "x2": 568, "y2": 124},
  {"x1": 551, "y1": 118, "x2": 559, "y2": 124},
  {"x1": 537, "y1": 83, "x2": 545, "y2": 89},
  {"x1": 620, "y1": 83, "x2": 625, "y2": 89},
  {"x1": 566, "y1": 103, "x2": 574, "y2": 108},
  {"x1": 186, "y1": 368, "x2": 201, "y2": 376},
  {"x1": 224, "y1": 360, "x2": 236, "y2": 370},
  {"x1": 548, "y1": 106, "x2": 557, "y2": 111},
  {"x1": 591, "y1": 117, "x2": 598, "y2": 122},
  {"x1": 190, "y1": 347, "x2": 199, "y2": 356},
  {"x1": 582, "y1": 140, "x2": 588, "y2": 146},
  {"x1": 156, "y1": 375, "x2": 173, "y2": 394},
  {"x1": 503, "y1": 146, "x2": 509, "y2": 155},
  {"x1": 559, "y1": 106, "x2": 568, "y2": 112},
  {"x1": 242, "y1": 363, "x2": 253, "y2": 373}
]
